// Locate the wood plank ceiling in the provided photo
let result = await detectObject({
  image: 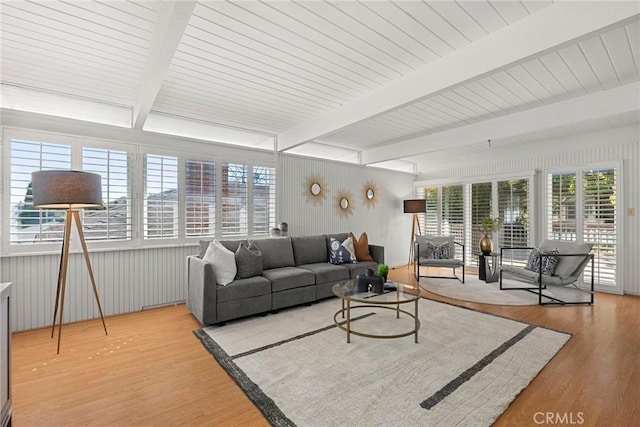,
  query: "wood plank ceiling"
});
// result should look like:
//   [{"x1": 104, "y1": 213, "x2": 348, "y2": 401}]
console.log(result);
[{"x1": 1, "y1": 1, "x2": 638, "y2": 173}]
